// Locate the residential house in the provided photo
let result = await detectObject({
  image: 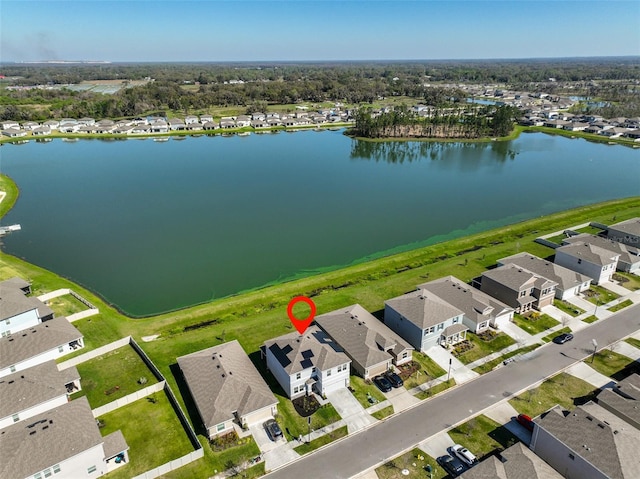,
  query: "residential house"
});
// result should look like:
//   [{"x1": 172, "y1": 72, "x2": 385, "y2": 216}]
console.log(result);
[
  {"x1": 607, "y1": 218, "x2": 640, "y2": 247},
  {"x1": 624, "y1": 129, "x2": 640, "y2": 140},
  {"x1": 460, "y1": 442, "x2": 562, "y2": 479},
  {"x1": 0, "y1": 278, "x2": 53, "y2": 337},
  {"x1": 32, "y1": 126, "x2": 51, "y2": 136},
  {"x1": 563, "y1": 234, "x2": 640, "y2": 274},
  {"x1": 417, "y1": 276, "x2": 514, "y2": 331},
  {"x1": 480, "y1": 264, "x2": 557, "y2": 313},
  {"x1": 384, "y1": 289, "x2": 466, "y2": 351},
  {"x1": 0, "y1": 360, "x2": 80, "y2": 430},
  {"x1": 595, "y1": 374, "x2": 640, "y2": 431},
  {"x1": 0, "y1": 317, "x2": 84, "y2": 378},
  {"x1": 168, "y1": 118, "x2": 186, "y2": 131},
  {"x1": 77, "y1": 118, "x2": 96, "y2": 126},
  {"x1": 315, "y1": 304, "x2": 413, "y2": 380},
  {"x1": 0, "y1": 397, "x2": 129, "y2": 479},
  {"x1": 600, "y1": 127, "x2": 628, "y2": 138},
  {"x1": 554, "y1": 242, "x2": 619, "y2": 284},
  {"x1": 2, "y1": 128, "x2": 27, "y2": 138},
  {"x1": 184, "y1": 115, "x2": 199, "y2": 125},
  {"x1": 267, "y1": 118, "x2": 282, "y2": 127},
  {"x1": 498, "y1": 252, "x2": 592, "y2": 300},
  {"x1": 543, "y1": 119, "x2": 570, "y2": 129},
  {"x1": 220, "y1": 119, "x2": 236, "y2": 129},
  {"x1": 200, "y1": 114, "x2": 214, "y2": 124},
  {"x1": 203, "y1": 121, "x2": 219, "y2": 130},
  {"x1": 22, "y1": 121, "x2": 40, "y2": 130},
  {"x1": 235, "y1": 115, "x2": 251, "y2": 127},
  {"x1": 187, "y1": 122, "x2": 203, "y2": 131},
  {"x1": 251, "y1": 119, "x2": 268, "y2": 129},
  {"x1": 131, "y1": 124, "x2": 150, "y2": 135},
  {"x1": 42, "y1": 120, "x2": 60, "y2": 130},
  {"x1": 531, "y1": 402, "x2": 640, "y2": 479},
  {"x1": 1, "y1": 121, "x2": 20, "y2": 129},
  {"x1": 177, "y1": 340, "x2": 278, "y2": 439},
  {"x1": 263, "y1": 326, "x2": 351, "y2": 399},
  {"x1": 563, "y1": 122, "x2": 590, "y2": 131},
  {"x1": 149, "y1": 119, "x2": 168, "y2": 133},
  {"x1": 251, "y1": 112, "x2": 266, "y2": 121}
]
